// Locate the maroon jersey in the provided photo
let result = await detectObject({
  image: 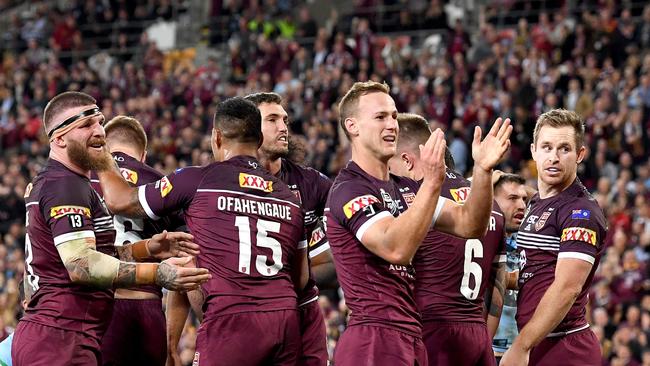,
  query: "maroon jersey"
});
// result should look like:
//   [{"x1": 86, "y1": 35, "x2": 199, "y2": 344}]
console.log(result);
[
  {"x1": 516, "y1": 179, "x2": 606, "y2": 333},
  {"x1": 276, "y1": 158, "x2": 332, "y2": 305},
  {"x1": 91, "y1": 152, "x2": 185, "y2": 297},
  {"x1": 415, "y1": 169, "x2": 506, "y2": 323},
  {"x1": 325, "y1": 161, "x2": 445, "y2": 336},
  {"x1": 22, "y1": 159, "x2": 116, "y2": 340},
  {"x1": 138, "y1": 156, "x2": 305, "y2": 317}
]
